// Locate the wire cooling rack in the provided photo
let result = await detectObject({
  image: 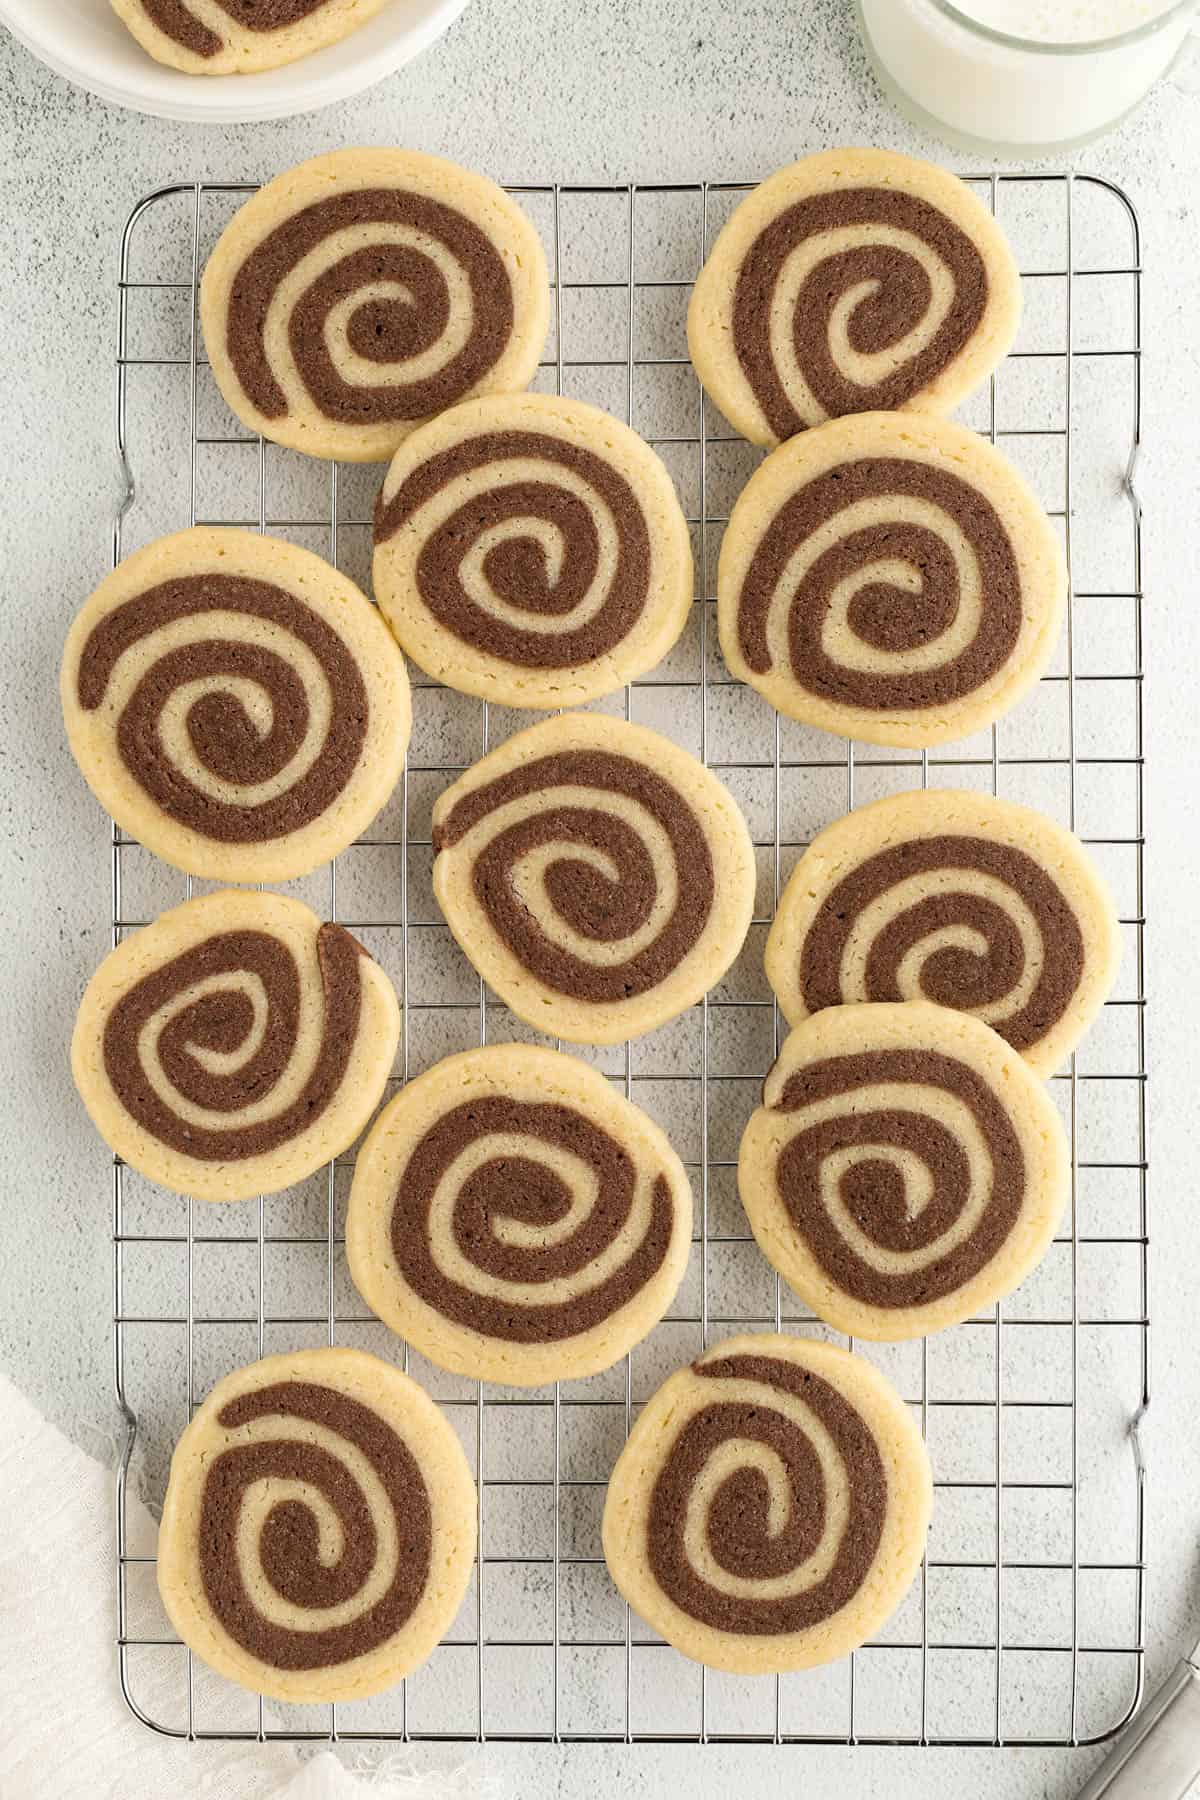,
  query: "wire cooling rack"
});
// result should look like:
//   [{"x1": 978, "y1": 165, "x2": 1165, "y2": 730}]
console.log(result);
[{"x1": 109, "y1": 171, "x2": 1147, "y2": 1749}]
